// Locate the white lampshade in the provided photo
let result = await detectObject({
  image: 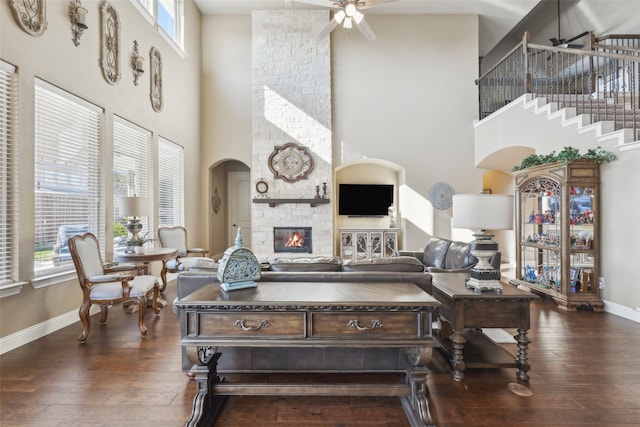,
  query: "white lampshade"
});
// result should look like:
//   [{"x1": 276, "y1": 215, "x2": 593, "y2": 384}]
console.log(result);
[
  {"x1": 452, "y1": 194, "x2": 514, "y2": 231},
  {"x1": 119, "y1": 196, "x2": 151, "y2": 218}
]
